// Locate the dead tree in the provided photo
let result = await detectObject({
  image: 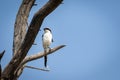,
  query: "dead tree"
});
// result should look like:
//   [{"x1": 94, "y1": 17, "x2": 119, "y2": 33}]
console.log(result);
[{"x1": 1, "y1": 0, "x2": 65, "y2": 80}]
